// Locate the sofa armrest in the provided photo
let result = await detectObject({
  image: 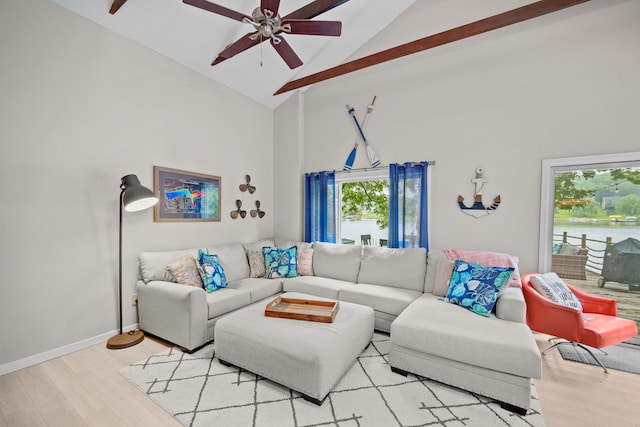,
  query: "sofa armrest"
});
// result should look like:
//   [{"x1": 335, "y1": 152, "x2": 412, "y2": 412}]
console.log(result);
[
  {"x1": 137, "y1": 280, "x2": 208, "y2": 351},
  {"x1": 495, "y1": 287, "x2": 526, "y2": 323}
]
